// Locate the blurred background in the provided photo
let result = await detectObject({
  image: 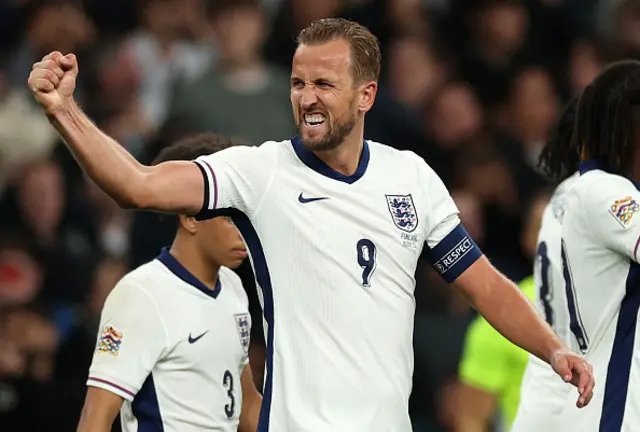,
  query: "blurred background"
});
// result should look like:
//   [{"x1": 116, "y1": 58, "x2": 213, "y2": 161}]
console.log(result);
[{"x1": 0, "y1": 0, "x2": 633, "y2": 430}]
